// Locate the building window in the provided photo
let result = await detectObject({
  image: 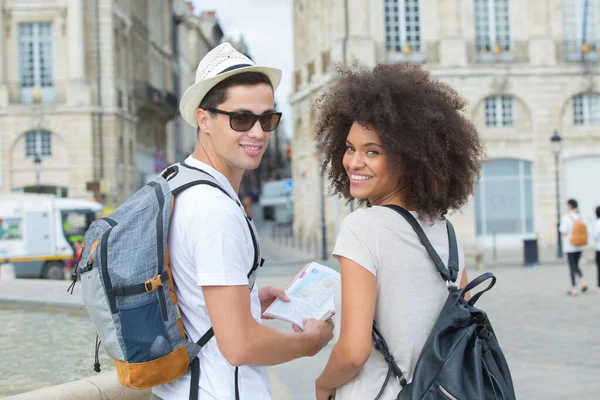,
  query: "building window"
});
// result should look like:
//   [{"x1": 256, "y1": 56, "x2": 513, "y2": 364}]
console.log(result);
[
  {"x1": 563, "y1": 0, "x2": 600, "y2": 60},
  {"x1": 18, "y1": 22, "x2": 55, "y2": 103},
  {"x1": 171, "y1": 14, "x2": 180, "y2": 58},
  {"x1": 485, "y1": 96, "x2": 513, "y2": 127},
  {"x1": 573, "y1": 93, "x2": 600, "y2": 125},
  {"x1": 307, "y1": 61, "x2": 315, "y2": 83},
  {"x1": 475, "y1": 159, "x2": 533, "y2": 235},
  {"x1": 474, "y1": 0, "x2": 511, "y2": 59},
  {"x1": 321, "y1": 51, "x2": 331, "y2": 74},
  {"x1": 294, "y1": 71, "x2": 302, "y2": 92},
  {"x1": 384, "y1": 0, "x2": 423, "y2": 61},
  {"x1": 25, "y1": 130, "x2": 52, "y2": 157}
]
